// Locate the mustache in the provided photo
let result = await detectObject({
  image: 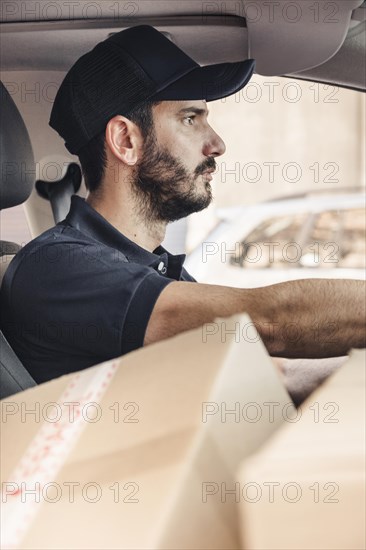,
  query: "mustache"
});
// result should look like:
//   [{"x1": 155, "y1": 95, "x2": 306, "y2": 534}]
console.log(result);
[{"x1": 194, "y1": 157, "x2": 217, "y2": 177}]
